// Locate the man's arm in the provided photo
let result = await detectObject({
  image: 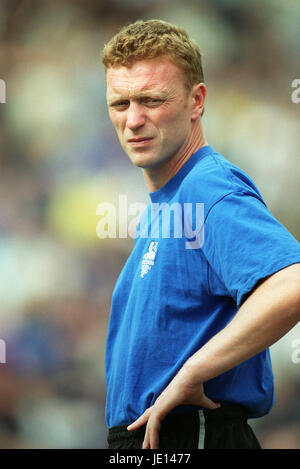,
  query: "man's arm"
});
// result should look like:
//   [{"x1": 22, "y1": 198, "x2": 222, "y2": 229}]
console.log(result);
[{"x1": 127, "y1": 263, "x2": 300, "y2": 449}]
